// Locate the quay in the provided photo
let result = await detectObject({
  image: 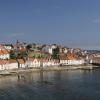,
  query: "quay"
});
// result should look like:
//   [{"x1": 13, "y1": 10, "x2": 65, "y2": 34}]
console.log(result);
[{"x1": 5, "y1": 65, "x2": 99, "y2": 75}]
